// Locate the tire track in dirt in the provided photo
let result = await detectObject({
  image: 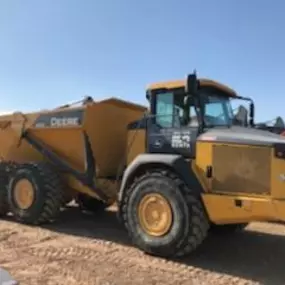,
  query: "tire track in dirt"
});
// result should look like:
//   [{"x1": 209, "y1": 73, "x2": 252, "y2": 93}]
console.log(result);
[
  {"x1": 1, "y1": 214, "x2": 283, "y2": 284},
  {"x1": 21, "y1": 237, "x2": 257, "y2": 285}
]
